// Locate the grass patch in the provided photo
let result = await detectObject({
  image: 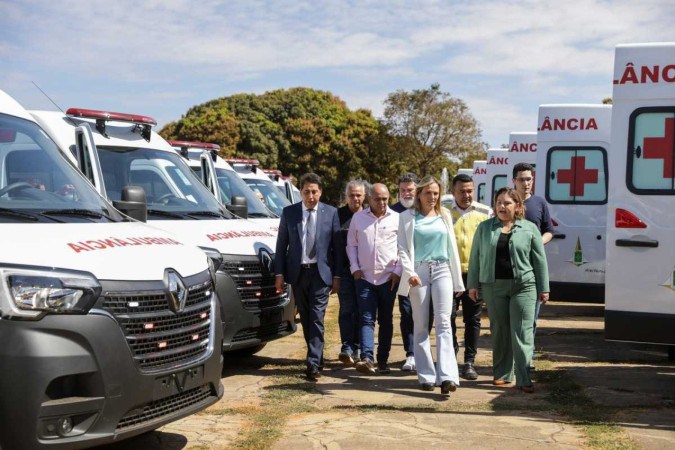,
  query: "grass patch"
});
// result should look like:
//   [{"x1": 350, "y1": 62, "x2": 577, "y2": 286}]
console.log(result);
[{"x1": 536, "y1": 369, "x2": 637, "y2": 450}]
